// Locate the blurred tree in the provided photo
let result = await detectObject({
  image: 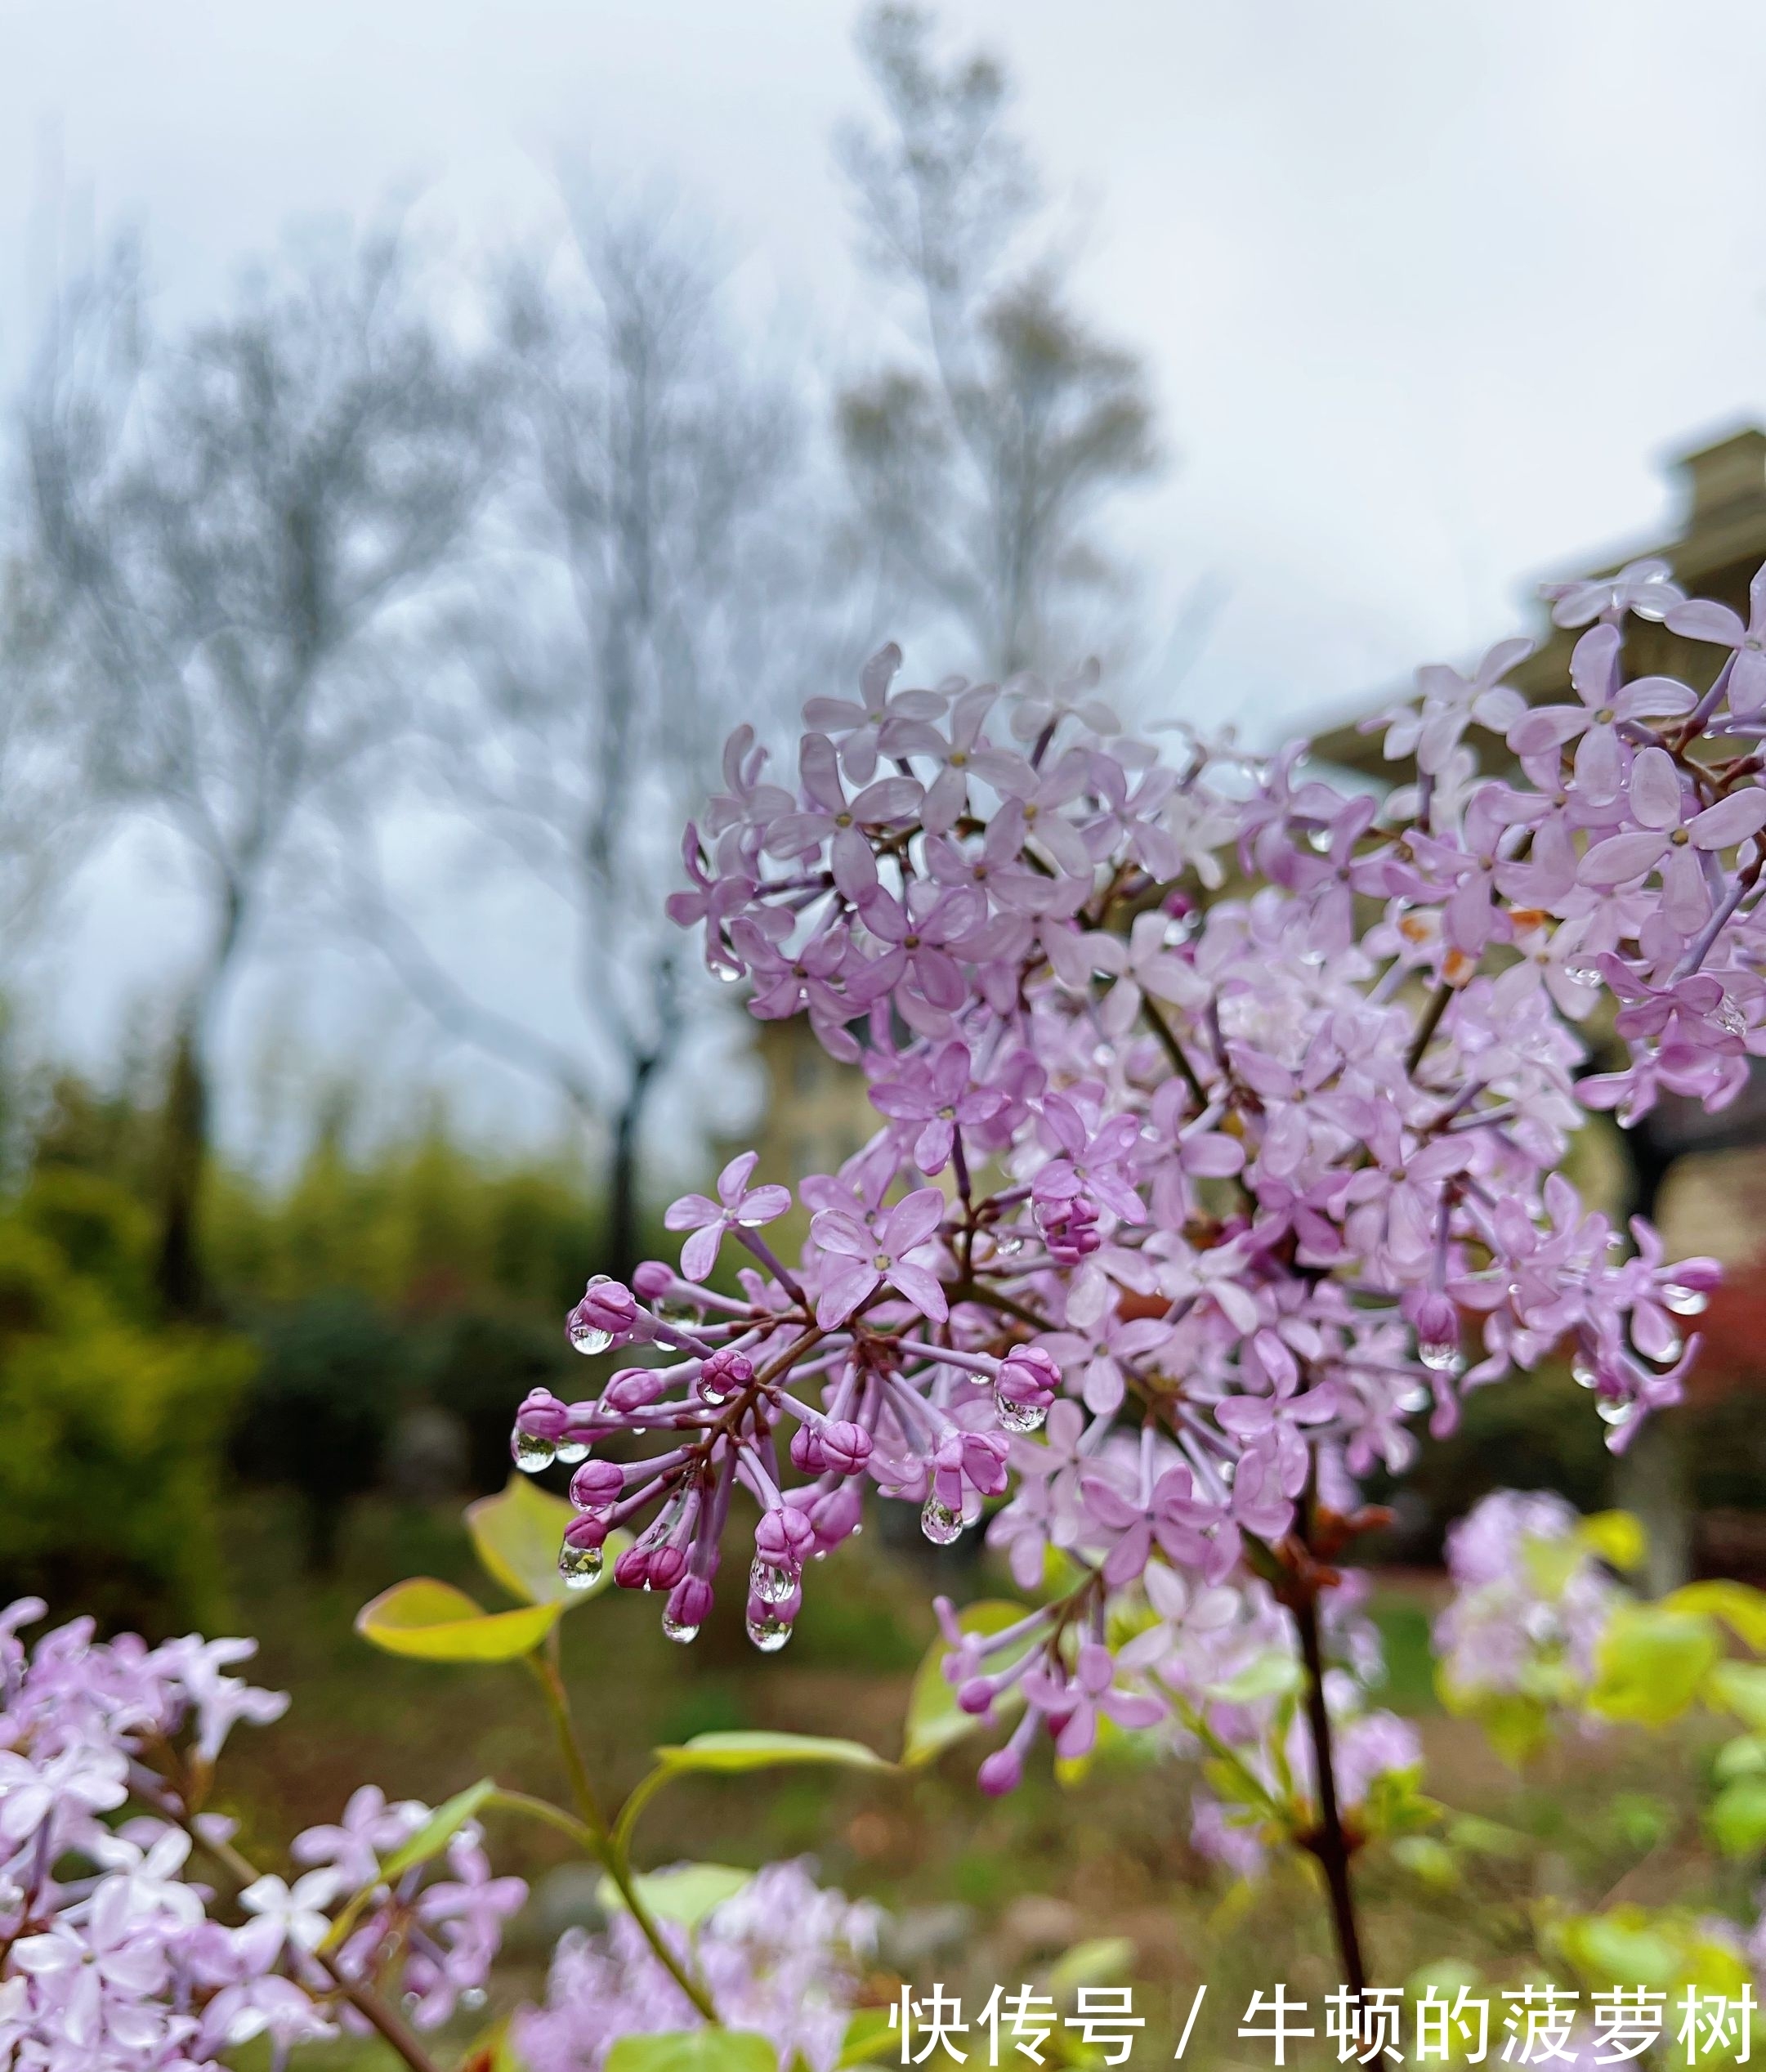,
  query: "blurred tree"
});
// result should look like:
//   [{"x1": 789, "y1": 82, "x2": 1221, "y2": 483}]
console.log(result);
[
  {"x1": 364, "y1": 194, "x2": 821, "y2": 1279},
  {"x1": 838, "y1": 4, "x2": 1160, "y2": 676},
  {"x1": 13, "y1": 224, "x2": 496, "y2": 1318}
]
